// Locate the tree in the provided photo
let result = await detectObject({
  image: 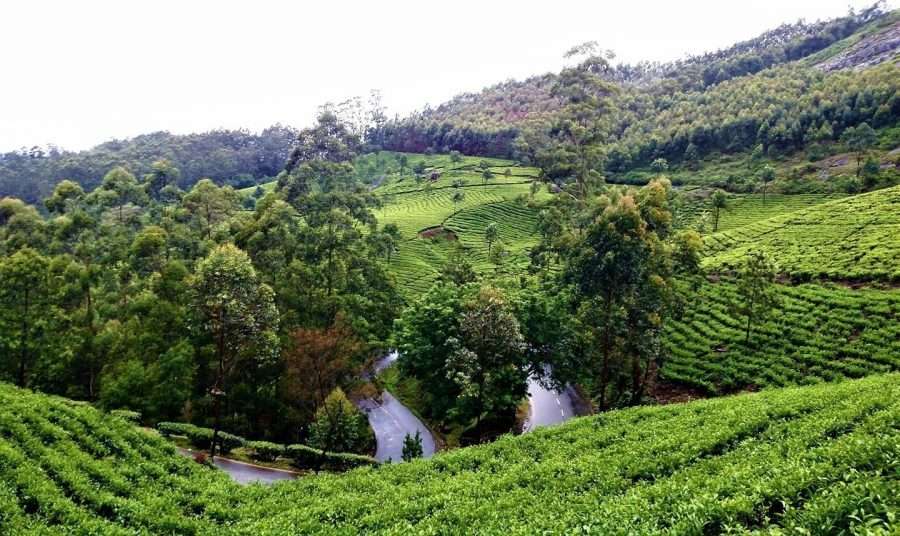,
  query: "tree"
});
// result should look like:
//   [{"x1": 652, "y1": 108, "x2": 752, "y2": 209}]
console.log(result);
[
  {"x1": 484, "y1": 223, "x2": 499, "y2": 258},
  {"x1": 451, "y1": 189, "x2": 465, "y2": 212},
  {"x1": 308, "y1": 387, "x2": 369, "y2": 455},
  {"x1": 554, "y1": 180, "x2": 695, "y2": 409},
  {"x1": 401, "y1": 431, "x2": 423, "y2": 461},
  {"x1": 547, "y1": 42, "x2": 616, "y2": 198},
  {"x1": 92, "y1": 167, "x2": 147, "y2": 225},
  {"x1": 191, "y1": 244, "x2": 279, "y2": 457},
  {"x1": 650, "y1": 158, "x2": 669, "y2": 174},
  {"x1": 395, "y1": 284, "x2": 466, "y2": 421},
  {"x1": 44, "y1": 180, "x2": 84, "y2": 215},
  {"x1": 397, "y1": 154, "x2": 408, "y2": 176},
  {"x1": 733, "y1": 251, "x2": 780, "y2": 345},
  {"x1": 182, "y1": 179, "x2": 240, "y2": 240},
  {"x1": 710, "y1": 189, "x2": 730, "y2": 232},
  {"x1": 440, "y1": 245, "x2": 478, "y2": 286},
  {"x1": 683, "y1": 143, "x2": 700, "y2": 171},
  {"x1": 841, "y1": 122, "x2": 877, "y2": 177},
  {"x1": 449, "y1": 151, "x2": 463, "y2": 164},
  {"x1": 143, "y1": 159, "x2": 181, "y2": 201},
  {"x1": 481, "y1": 168, "x2": 494, "y2": 186},
  {"x1": 282, "y1": 319, "x2": 362, "y2": 428},
  {"x1": 758, "y1": 165, "x2": 775, "y2": 205},
  {"x1": 446, "y1": 286, "x2": 527, "y2": 441},
  {"x1": 0, "y1": 248, "x2": 50, "y2": 387}
]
